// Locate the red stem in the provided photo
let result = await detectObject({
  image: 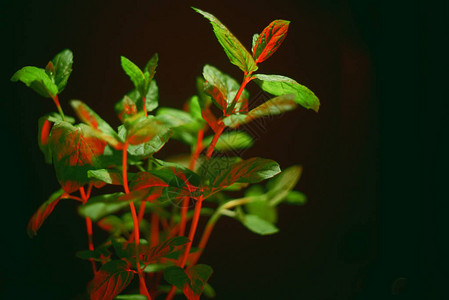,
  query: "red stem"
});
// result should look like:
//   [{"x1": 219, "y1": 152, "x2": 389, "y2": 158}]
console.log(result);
[
  {"x1": 123, "y1": 142, "x2": 152, "y2": 300},
  {"x1": 51, "y1": 94, "x2": 65, "y2": 121},
  {"x1": 150, "y1": 213, "x2": 159, "y2": 248},
  {"x1": 80, "y1": 186, "x2": 96, "y2": 274},
  {"x1": 190, "y1": 222, "x2": 215, "y2": 266},
  {"x1": 167, "y1": 74, "x2": 250, "y2": 300},
  {"x1": 189, "y1": 128, "x2": 204, "y2": 171},
  {"x1": 143, "y1": 96, "x2": 147, "y2": 117}
]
